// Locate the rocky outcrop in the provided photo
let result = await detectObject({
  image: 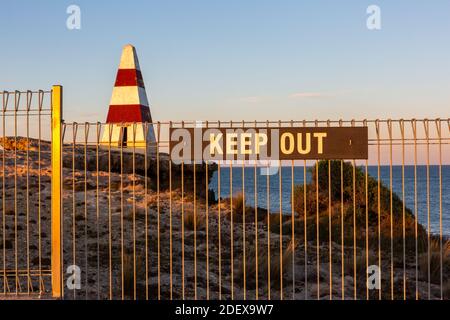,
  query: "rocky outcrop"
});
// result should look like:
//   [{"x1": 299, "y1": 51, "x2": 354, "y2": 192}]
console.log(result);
[{"x1": 62, "y1": 145, "x2": 217, "y2": 201}]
